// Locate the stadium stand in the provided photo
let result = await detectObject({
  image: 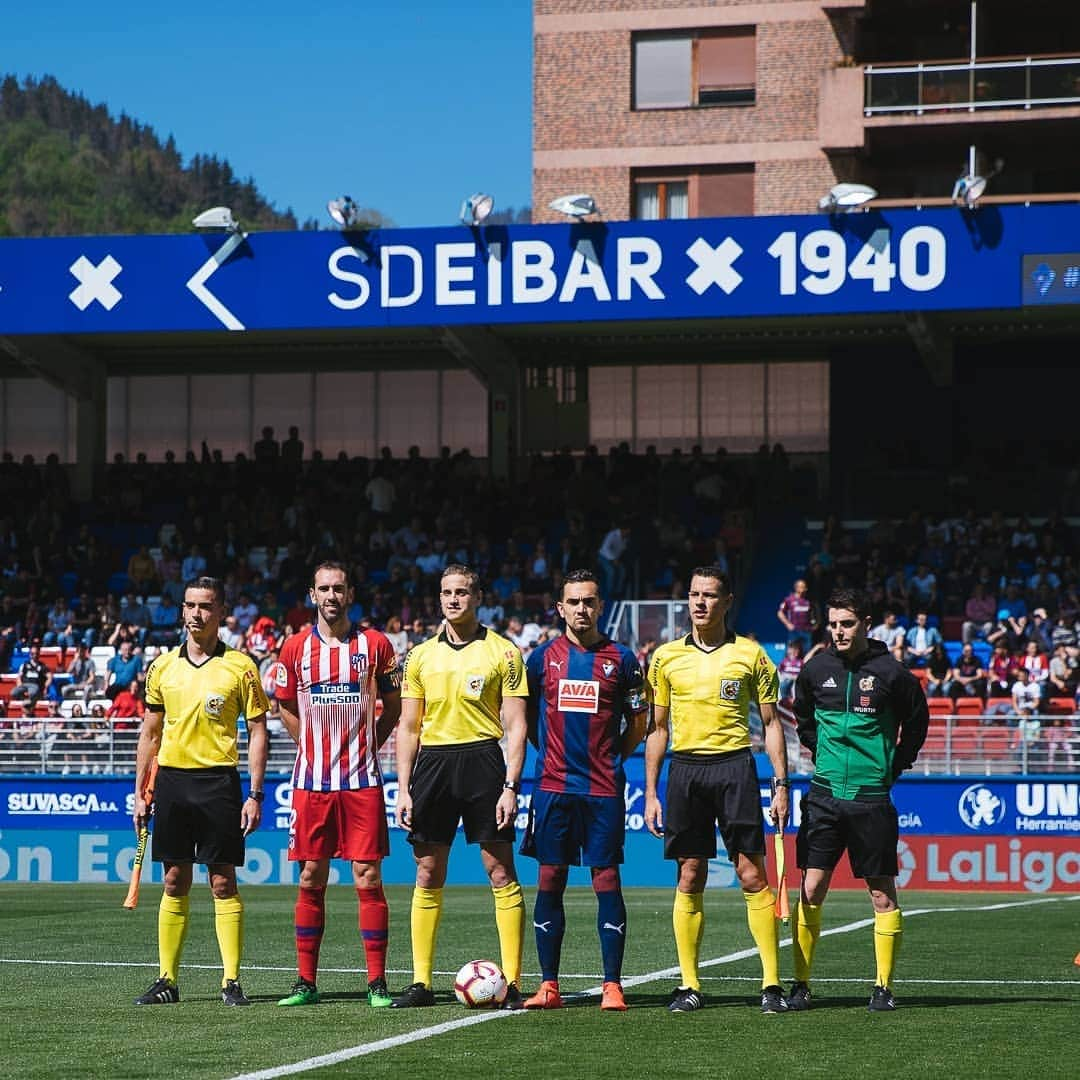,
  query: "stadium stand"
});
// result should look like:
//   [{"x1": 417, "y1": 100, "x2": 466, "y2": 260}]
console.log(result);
[{"x1": 0, "y1": 441, "x2": 1075, "y2": 777}]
